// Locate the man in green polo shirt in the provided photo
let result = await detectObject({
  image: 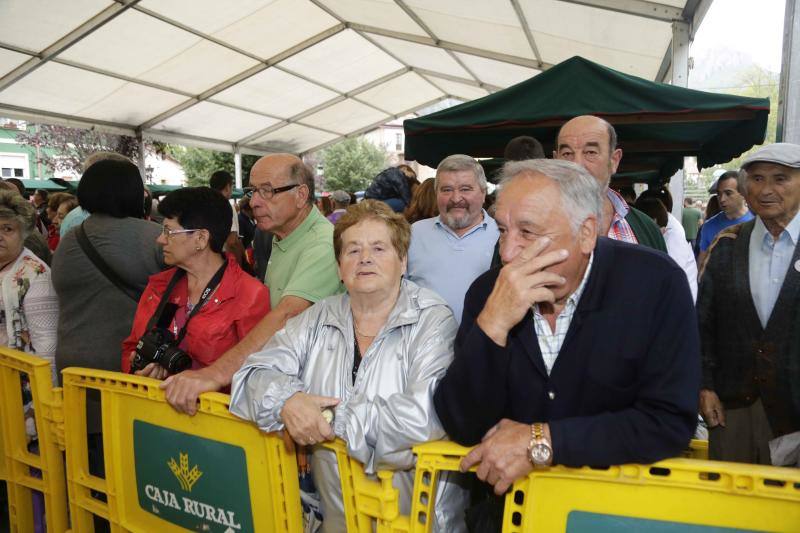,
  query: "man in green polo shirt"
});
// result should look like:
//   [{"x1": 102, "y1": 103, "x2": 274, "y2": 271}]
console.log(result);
[{"x1": 161, "y1": 153, "x2": 342, "y2": 414}]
